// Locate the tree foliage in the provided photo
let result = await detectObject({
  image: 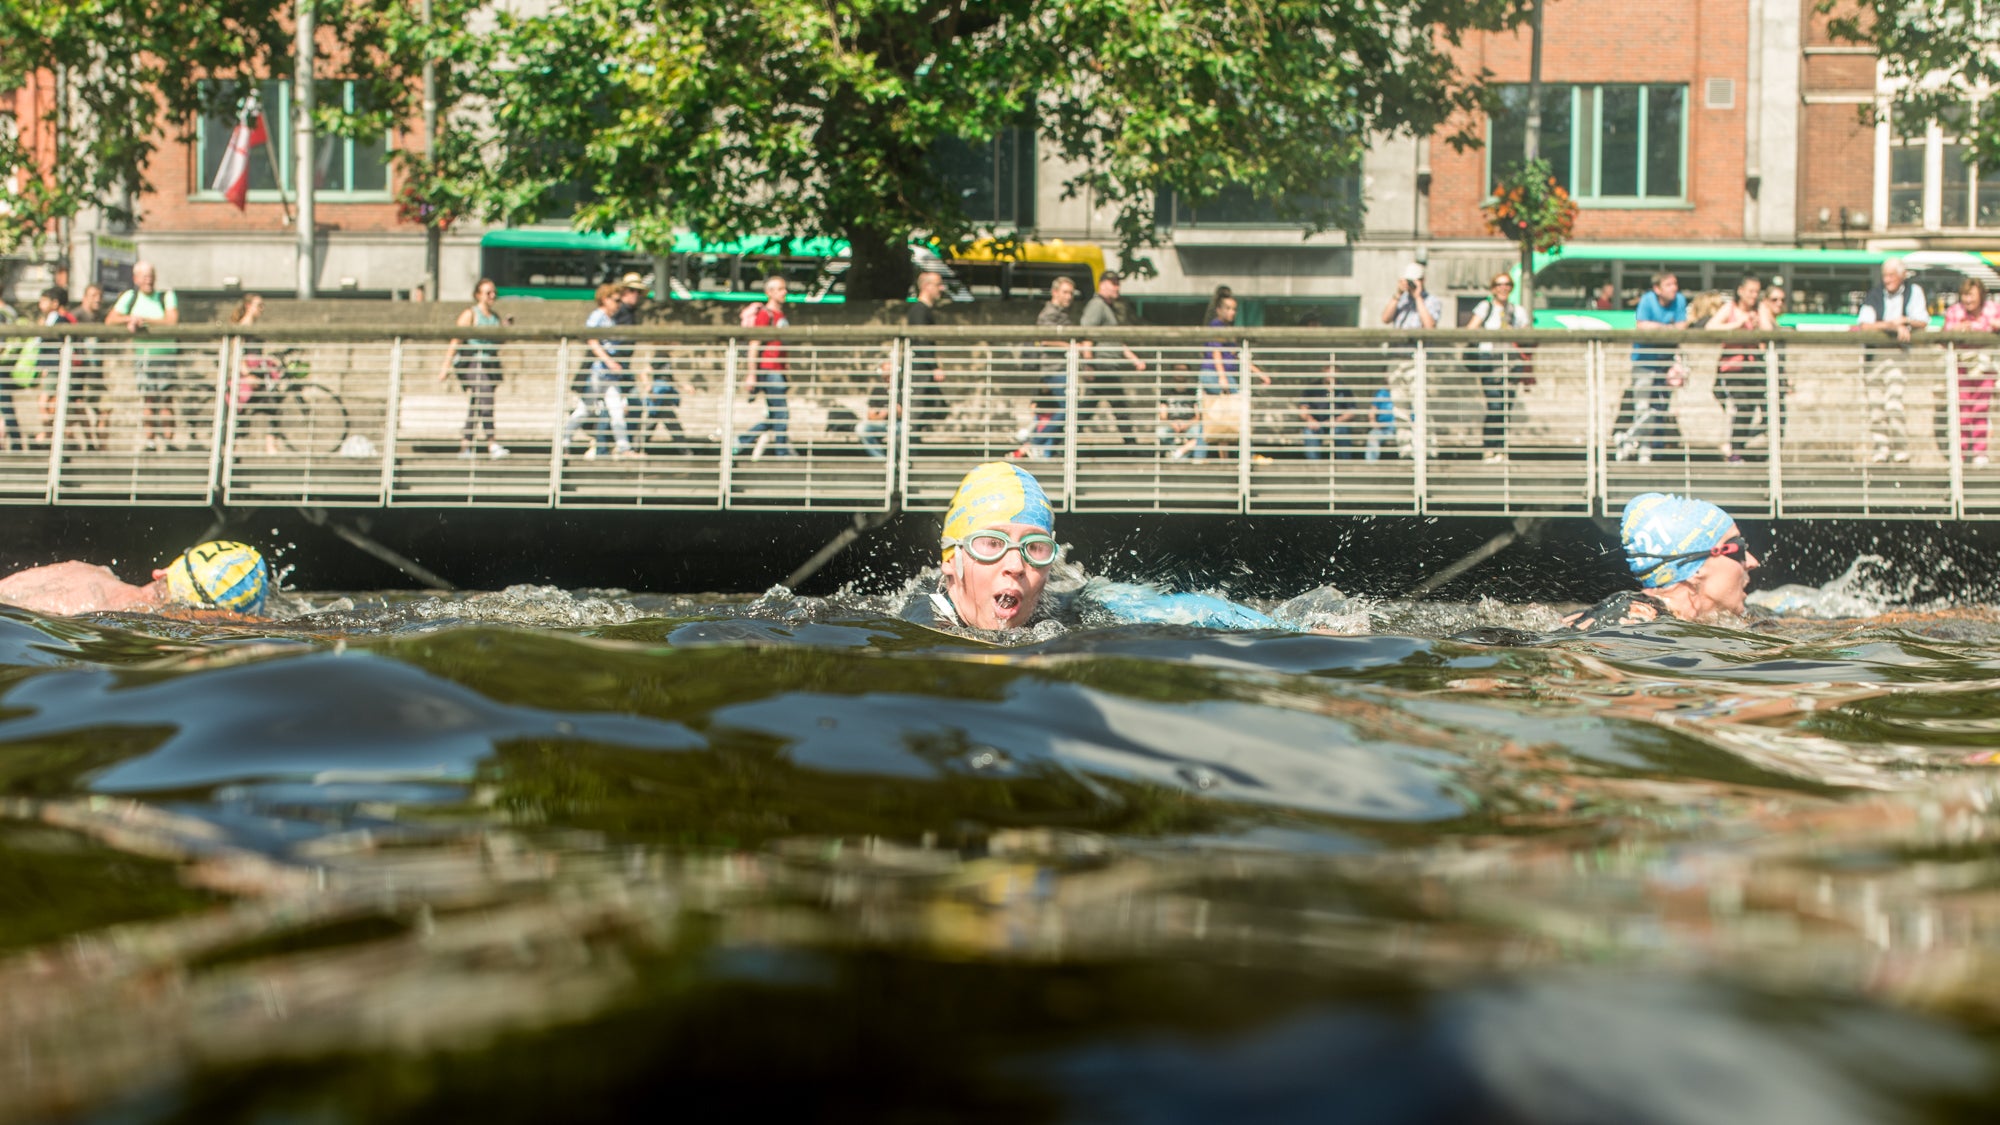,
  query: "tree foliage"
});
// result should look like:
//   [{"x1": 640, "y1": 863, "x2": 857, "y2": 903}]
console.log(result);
[
  {"x1": 1823, "y1": 1, "x2": 2000, "y2": 172},
  {"x1": 0, "y1": 0, "x2": 426, "y2": 255},
  {"x1": 435, "y1": 0, "x2": 1532, "y2": 297},
  {"x1": 3, "y1": 0, "x2": 1532, "y2": 298}
]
